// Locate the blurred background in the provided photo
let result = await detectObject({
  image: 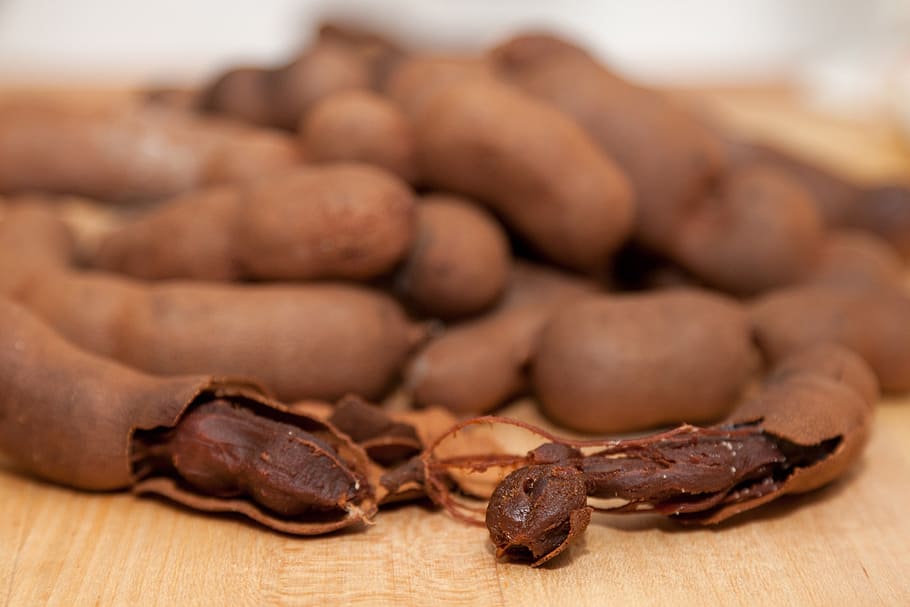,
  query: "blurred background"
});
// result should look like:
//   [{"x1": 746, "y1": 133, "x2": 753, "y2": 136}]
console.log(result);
[{"x1": 1, "y1": 0, "x2": 909, "y2": 136}]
